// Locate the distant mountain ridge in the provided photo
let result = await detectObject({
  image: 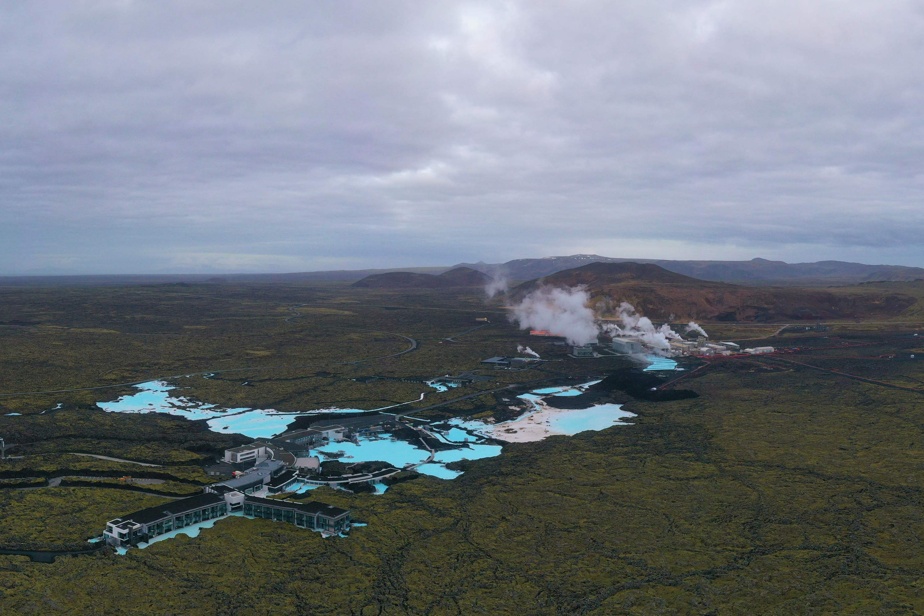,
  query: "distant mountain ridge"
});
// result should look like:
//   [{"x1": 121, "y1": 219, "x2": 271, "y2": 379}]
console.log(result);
[
  {"x1": 514, "y1": 262, "x2": 918, "y2": 322},
  {"x1": 455, "y1": 255, "x2": 924, "y2": 286},
  {"x1": 351, "y1": 267, "x2": 490, "y2": 289},
  {"x1": 2, "y1": 256, "x2": 922, "y2": 287}
]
